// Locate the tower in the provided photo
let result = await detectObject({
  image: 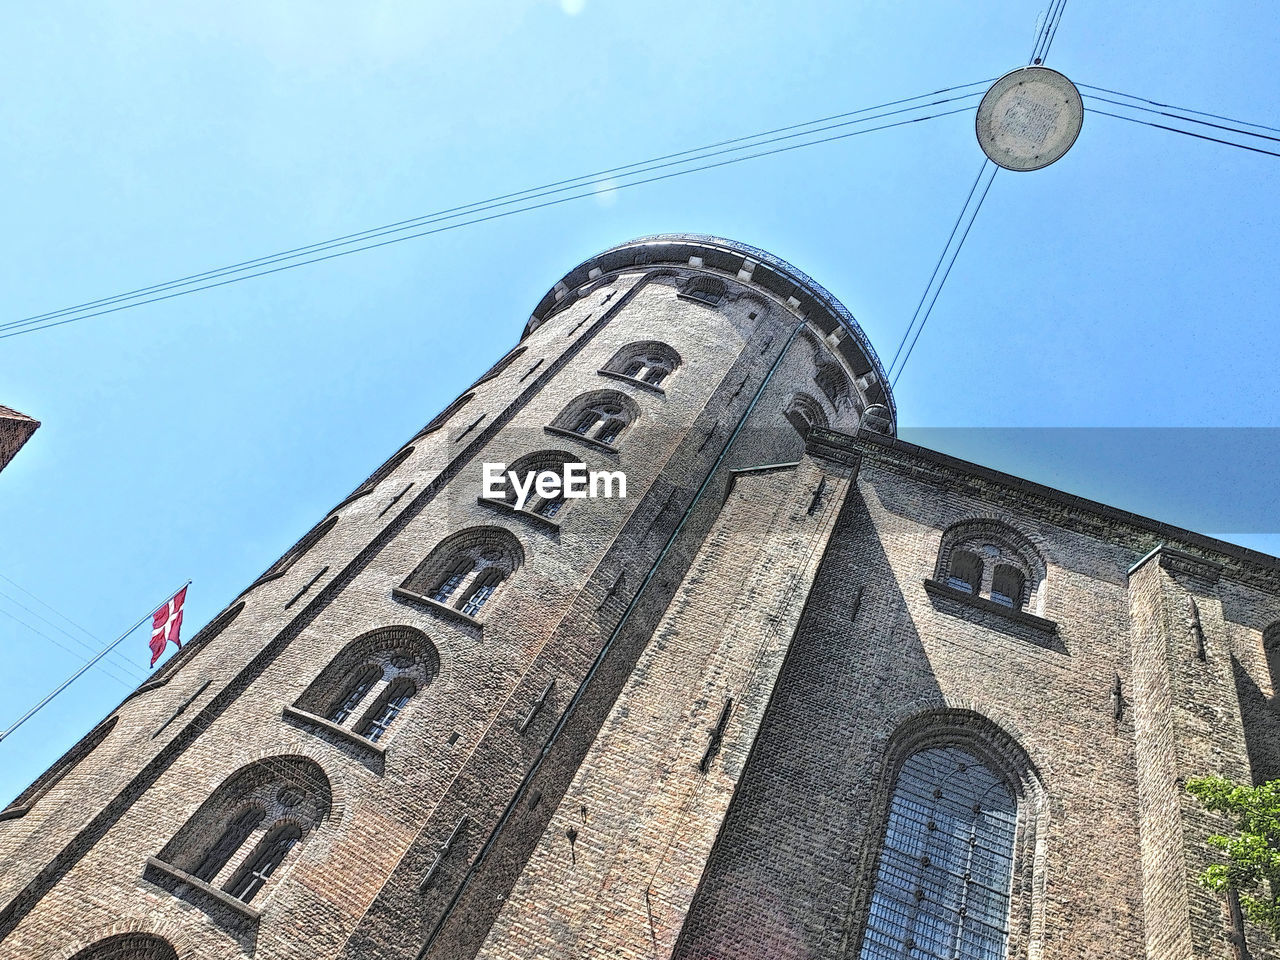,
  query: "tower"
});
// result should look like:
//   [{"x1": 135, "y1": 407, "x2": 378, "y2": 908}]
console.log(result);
[{"x1": 0, "y1": 236, "x2": 891, "y2": 960}]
